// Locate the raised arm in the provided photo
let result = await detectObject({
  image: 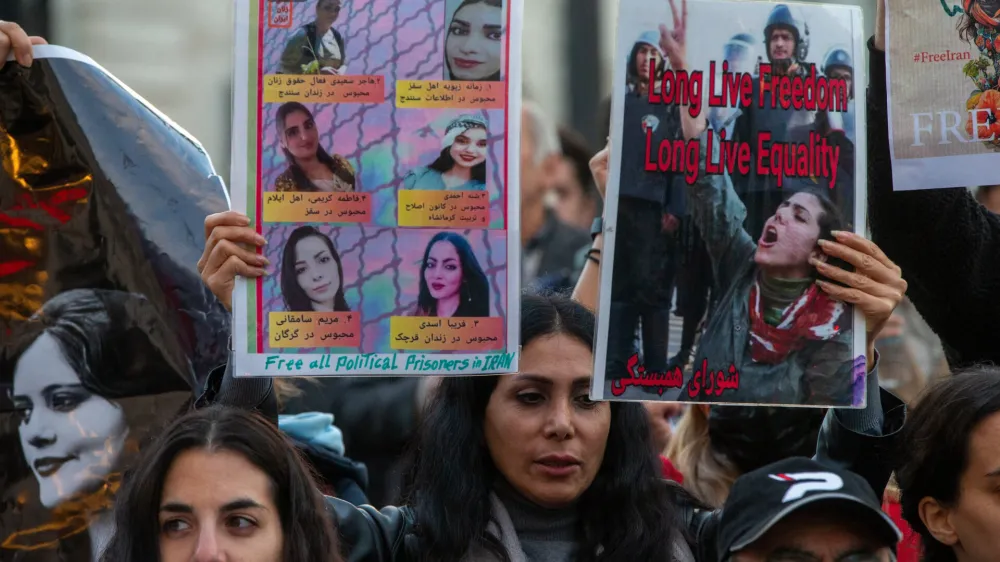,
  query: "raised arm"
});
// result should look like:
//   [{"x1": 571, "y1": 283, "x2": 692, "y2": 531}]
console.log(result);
[{"x1": 868, "y1": 0, "x2": 1000, "y2": 367}]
